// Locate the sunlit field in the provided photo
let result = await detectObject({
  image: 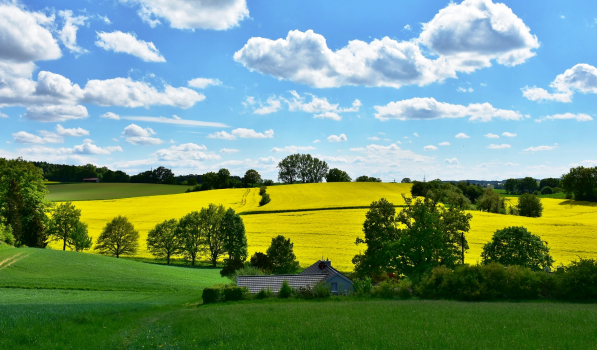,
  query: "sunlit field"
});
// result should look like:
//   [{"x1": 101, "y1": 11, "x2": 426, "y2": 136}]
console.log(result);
[{"x1": 48, "y1": 183, "x2": 597, "y2": 271}]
